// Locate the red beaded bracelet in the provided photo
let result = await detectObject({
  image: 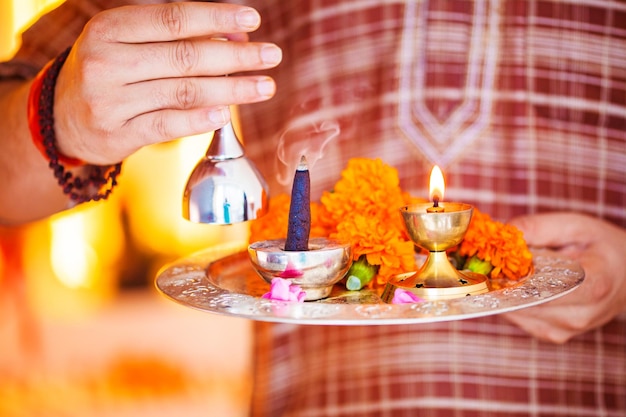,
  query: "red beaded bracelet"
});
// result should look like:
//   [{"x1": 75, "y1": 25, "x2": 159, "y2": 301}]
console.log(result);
[{"x1": 27, "y1": 47, "x2": 122, "y2": 204}]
